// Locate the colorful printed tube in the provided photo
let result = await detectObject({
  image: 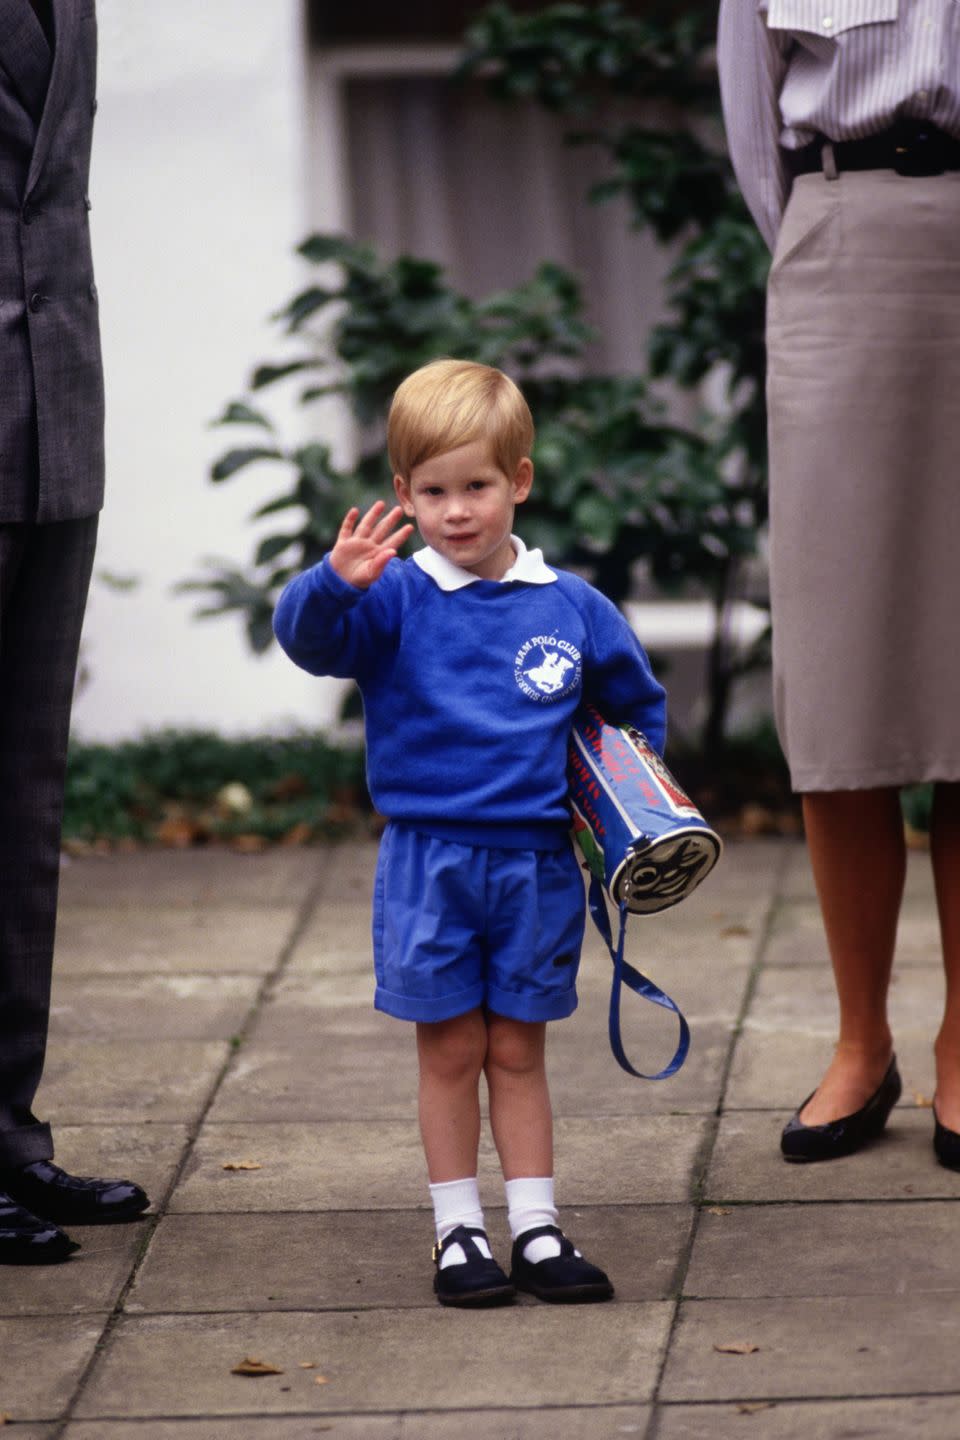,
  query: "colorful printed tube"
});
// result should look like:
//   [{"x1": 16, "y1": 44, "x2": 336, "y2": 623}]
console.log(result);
[{"x1": 568, "y1": 703, "x2": 722, "y2": 915}]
